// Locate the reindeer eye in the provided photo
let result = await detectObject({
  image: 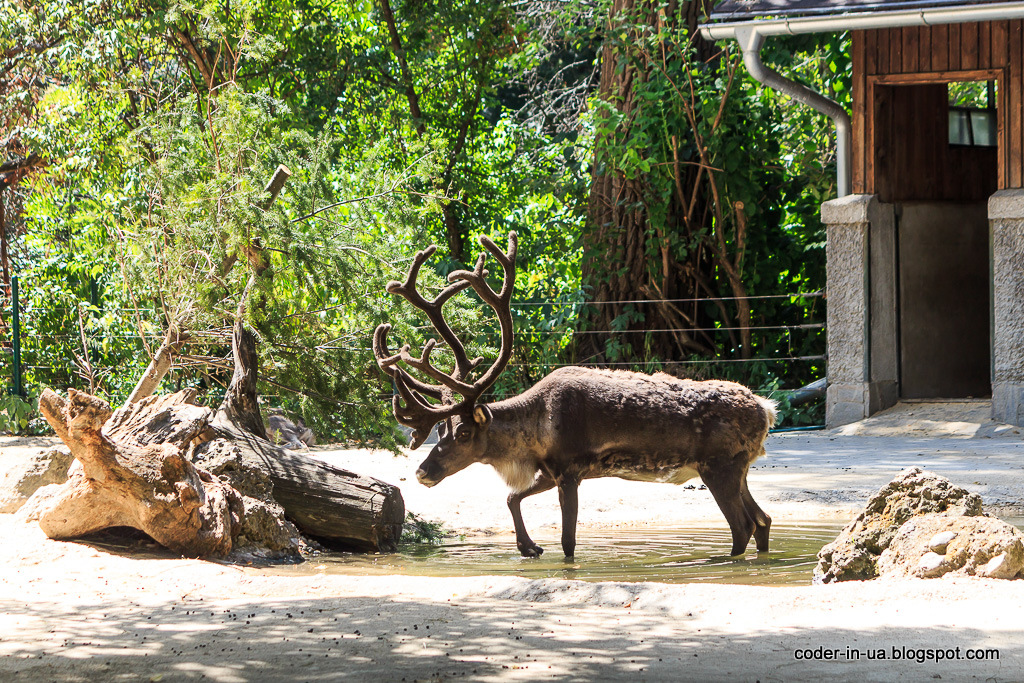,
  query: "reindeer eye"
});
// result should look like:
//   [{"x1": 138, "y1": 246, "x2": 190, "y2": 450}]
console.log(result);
[{"x1": 456, "y1": 430, "x2": 470, "y2": 441}]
